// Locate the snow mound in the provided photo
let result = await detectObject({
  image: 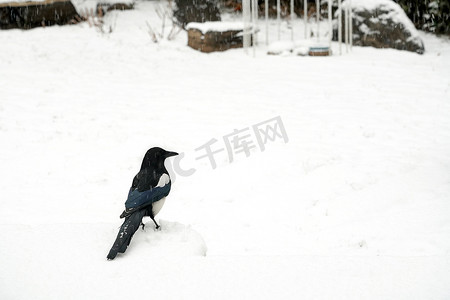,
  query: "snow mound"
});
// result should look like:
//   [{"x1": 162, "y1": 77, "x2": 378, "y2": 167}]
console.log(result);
[
  {"x1": 339, "y1": 0, "x2": 425, "y2": 53},
  {"x1": 0, "y1": 0, "x2": 45, "y2": 3},
  {"x1": 123, "y1": 219, "x2": 207, "y2": 258},
  {"x1": 343, "y1": 0, "x2": 419, "y2": 41},
  {"x1": 344, "y1": 0, "x2": 406, "y2": 13},
  {"x1": 70, "y1": 0, "x2": 134, "y2": 13},
  {"x1": 186, "y1": 21, "x2": 245, "y2": 34},
  {"x1": 268, "y1": 40, "x2": 325, "y2": 56},
  {"x1": 267, "y1": 41, "x2": 295, "y2": 55}
]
